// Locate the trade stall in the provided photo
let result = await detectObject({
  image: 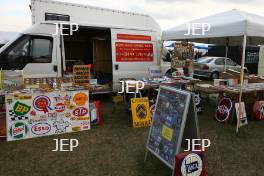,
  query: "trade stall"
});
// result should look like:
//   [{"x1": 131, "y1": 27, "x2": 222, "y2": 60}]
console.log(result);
[
  {"x1": 0, "y1": 65, "x2": 102, "y2": 141},
  {"x1": 163, "y1": 9, "x2": 264, "y2": 132}
]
